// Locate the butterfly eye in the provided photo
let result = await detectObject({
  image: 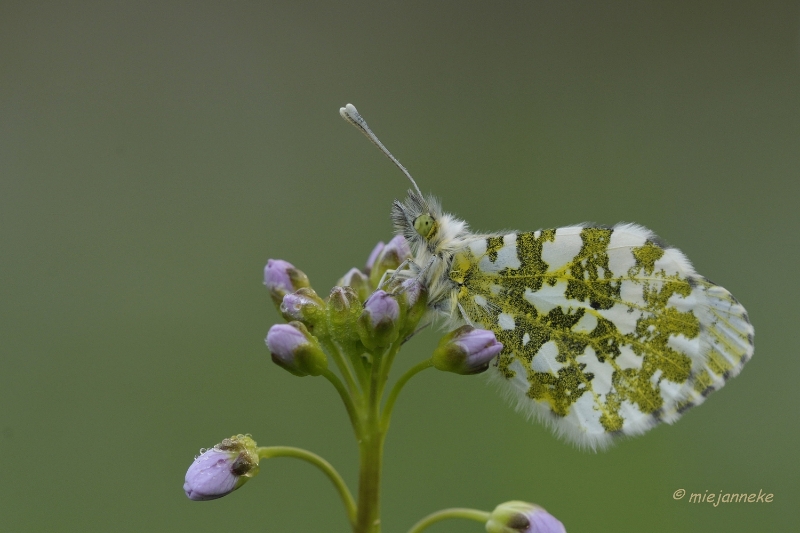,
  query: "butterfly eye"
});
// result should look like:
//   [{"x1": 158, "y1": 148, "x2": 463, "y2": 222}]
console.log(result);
[{"x1": 413, "y1": 214, "x2": 436, "y2": 239}]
